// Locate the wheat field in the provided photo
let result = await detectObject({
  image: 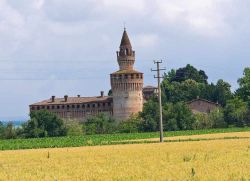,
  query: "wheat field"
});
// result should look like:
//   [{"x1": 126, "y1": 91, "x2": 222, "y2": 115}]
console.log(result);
[{"x1": 0, "y1": 134, "x2": 250, "y2": 181}]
